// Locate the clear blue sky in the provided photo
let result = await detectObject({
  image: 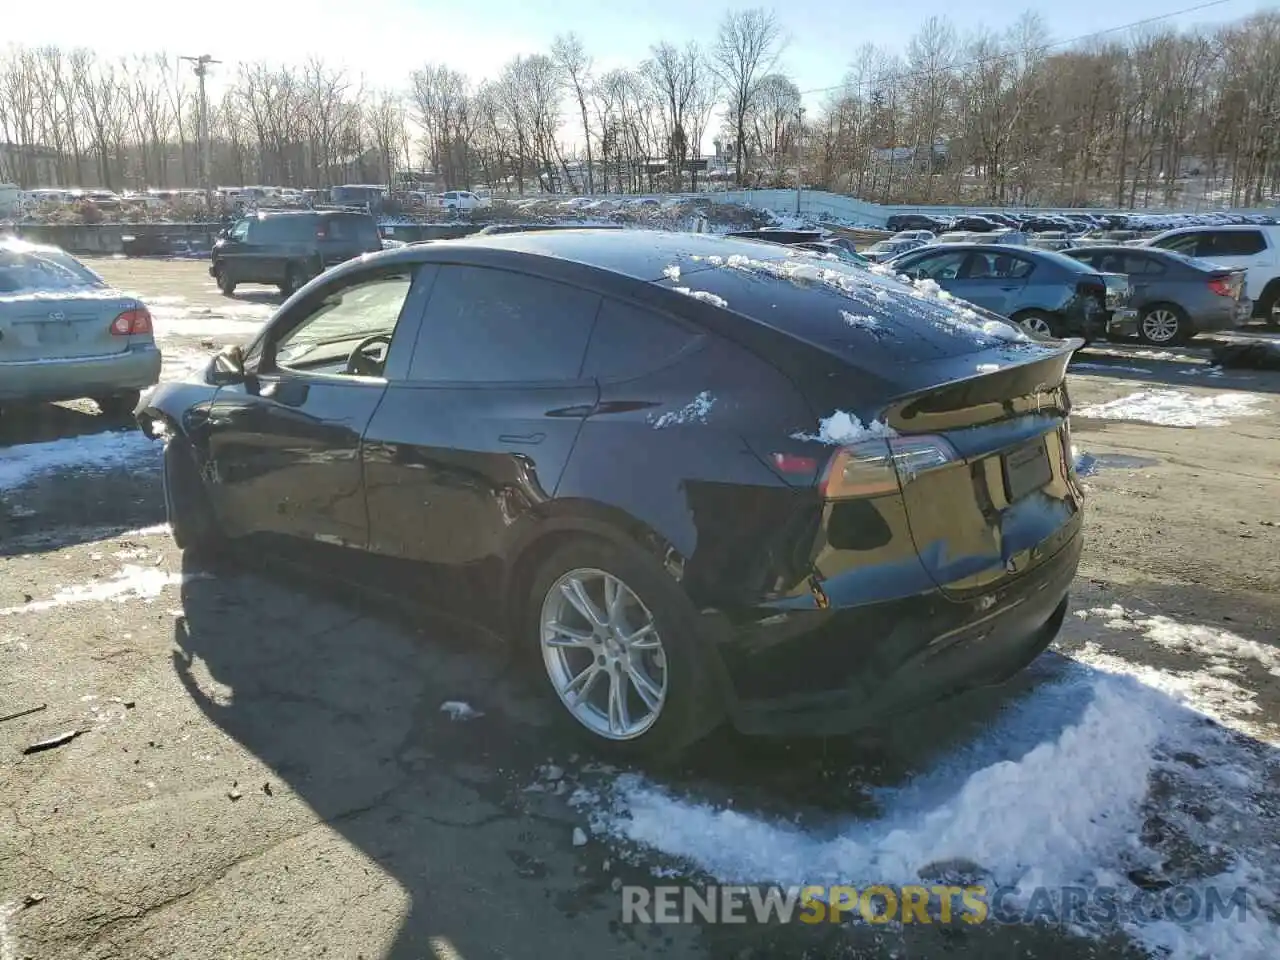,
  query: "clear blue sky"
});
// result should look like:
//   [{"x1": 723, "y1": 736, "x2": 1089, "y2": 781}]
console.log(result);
[{"x1": 9, "y1": 0, "x2": 1275, "y2": 109}]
